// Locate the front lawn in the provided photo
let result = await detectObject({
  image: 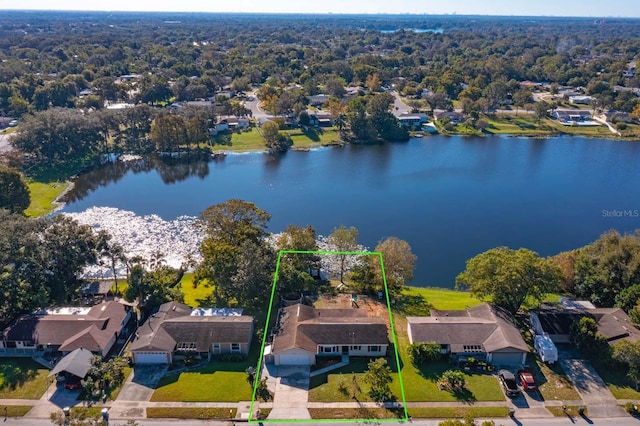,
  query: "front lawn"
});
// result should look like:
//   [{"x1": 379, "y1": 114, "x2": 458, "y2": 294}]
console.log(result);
[
  {"x1": 151, "y1": 360, "x2": 254, "y2": 402},
  {"x1": 530, "y1": 359, "x2": 581, "y2": 402},
  {"x1": 0, "y1": 358, "x2": 51, "y2": 399},
  {"x1": 595, "y1": 363, "x2": 640, "y2": 400},
  {"x1": 391, "y1": 314, "x2": 504, "y2": 403}
]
